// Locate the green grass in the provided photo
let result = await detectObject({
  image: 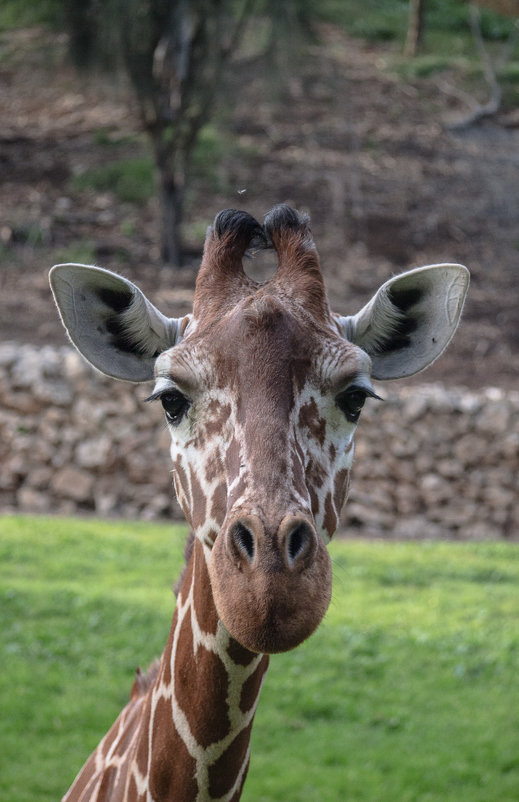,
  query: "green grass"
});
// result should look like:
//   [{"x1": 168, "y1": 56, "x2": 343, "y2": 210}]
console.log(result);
[{"x1": 1, "y1": 516, "x2": 519, "y2": 801}]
